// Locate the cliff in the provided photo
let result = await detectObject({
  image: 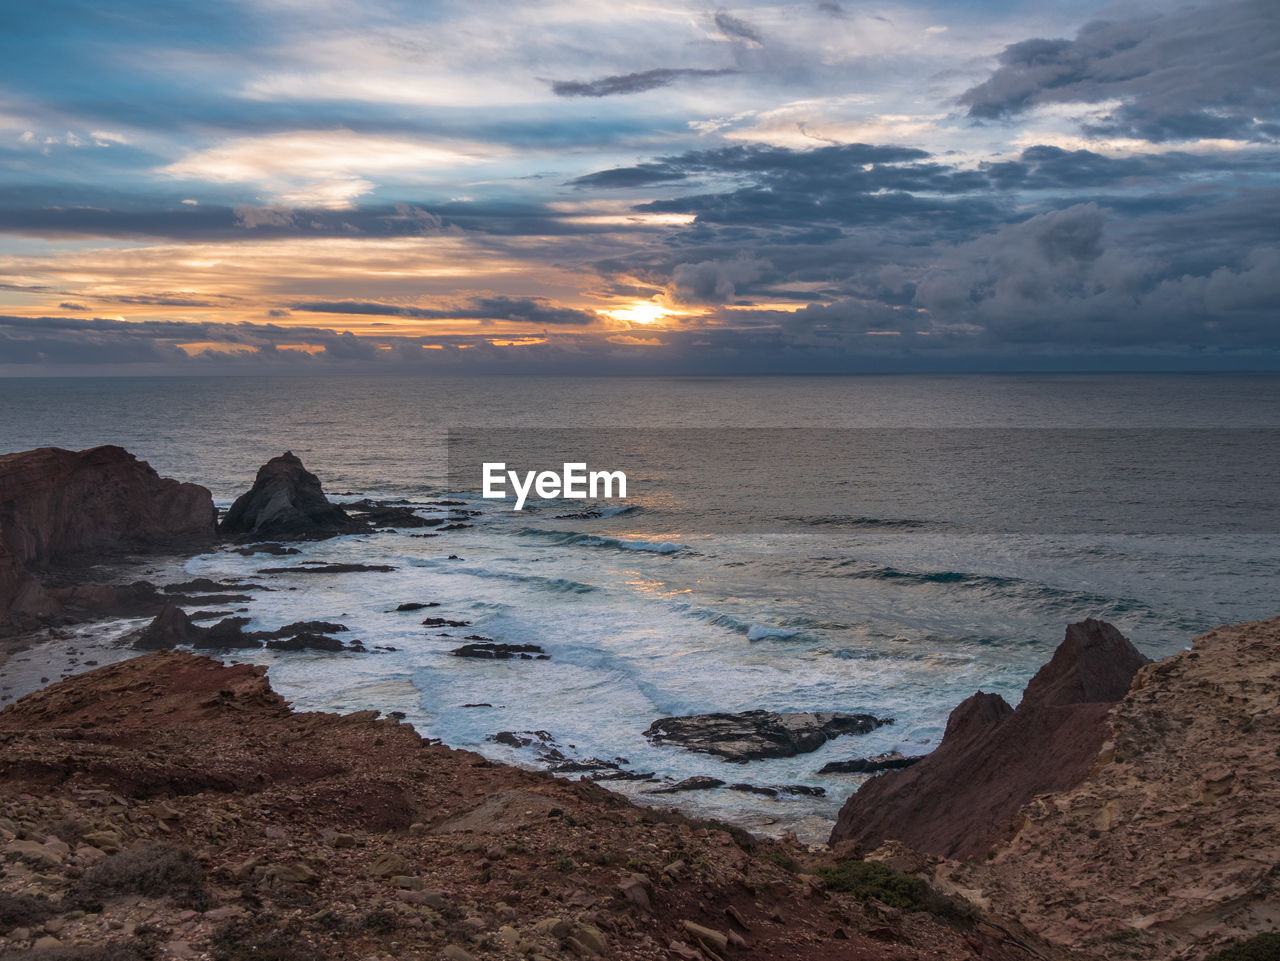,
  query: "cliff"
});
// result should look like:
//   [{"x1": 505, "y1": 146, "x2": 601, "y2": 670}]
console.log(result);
[
  {"x1": 831, "y1": 619, "x2": 1150, "y2": 859},
  {"x1": 0, "y1": 652, "x2": 1038, "y2": 961},
  {"x1": 940, "y1": 616, "x2": 1280, "y2": 961},
  {"x1": 0, "y1": 446, "x2": 216, "y2": 635}
]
